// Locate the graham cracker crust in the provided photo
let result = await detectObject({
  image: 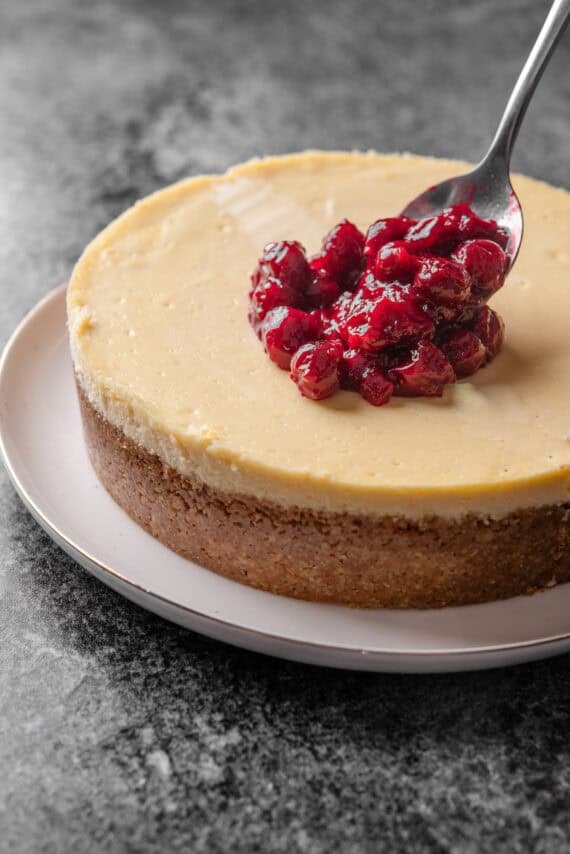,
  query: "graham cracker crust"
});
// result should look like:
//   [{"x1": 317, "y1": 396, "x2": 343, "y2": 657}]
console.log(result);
[{"x1": 77, "y1": 384, "x2": 570, "y2": 609}]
